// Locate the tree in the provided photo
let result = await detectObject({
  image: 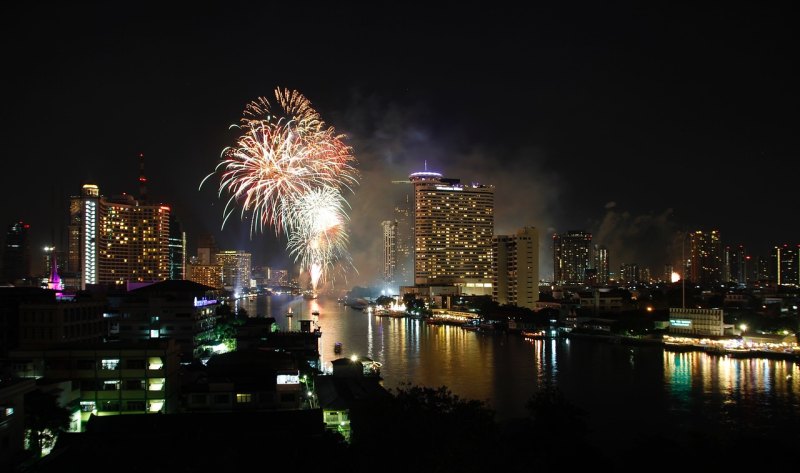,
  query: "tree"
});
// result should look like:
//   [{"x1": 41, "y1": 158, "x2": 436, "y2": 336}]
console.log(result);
[{"x1": 25, "y1": 388, "x2": 71, "y2": 458}]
